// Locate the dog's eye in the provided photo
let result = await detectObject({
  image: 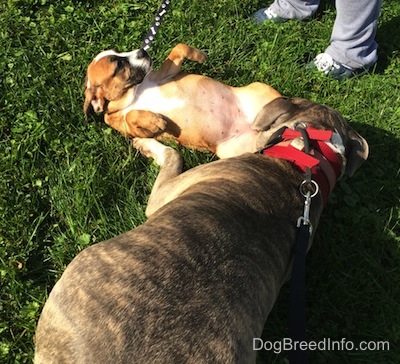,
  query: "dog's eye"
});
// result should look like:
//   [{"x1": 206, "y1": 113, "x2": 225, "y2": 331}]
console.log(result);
[
  {"x1": 110, "y1": 56, "x2": 126, "y2": 74},
  {"x1": 116, "y1": 59, "x2": 124, "y2": 70}
]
